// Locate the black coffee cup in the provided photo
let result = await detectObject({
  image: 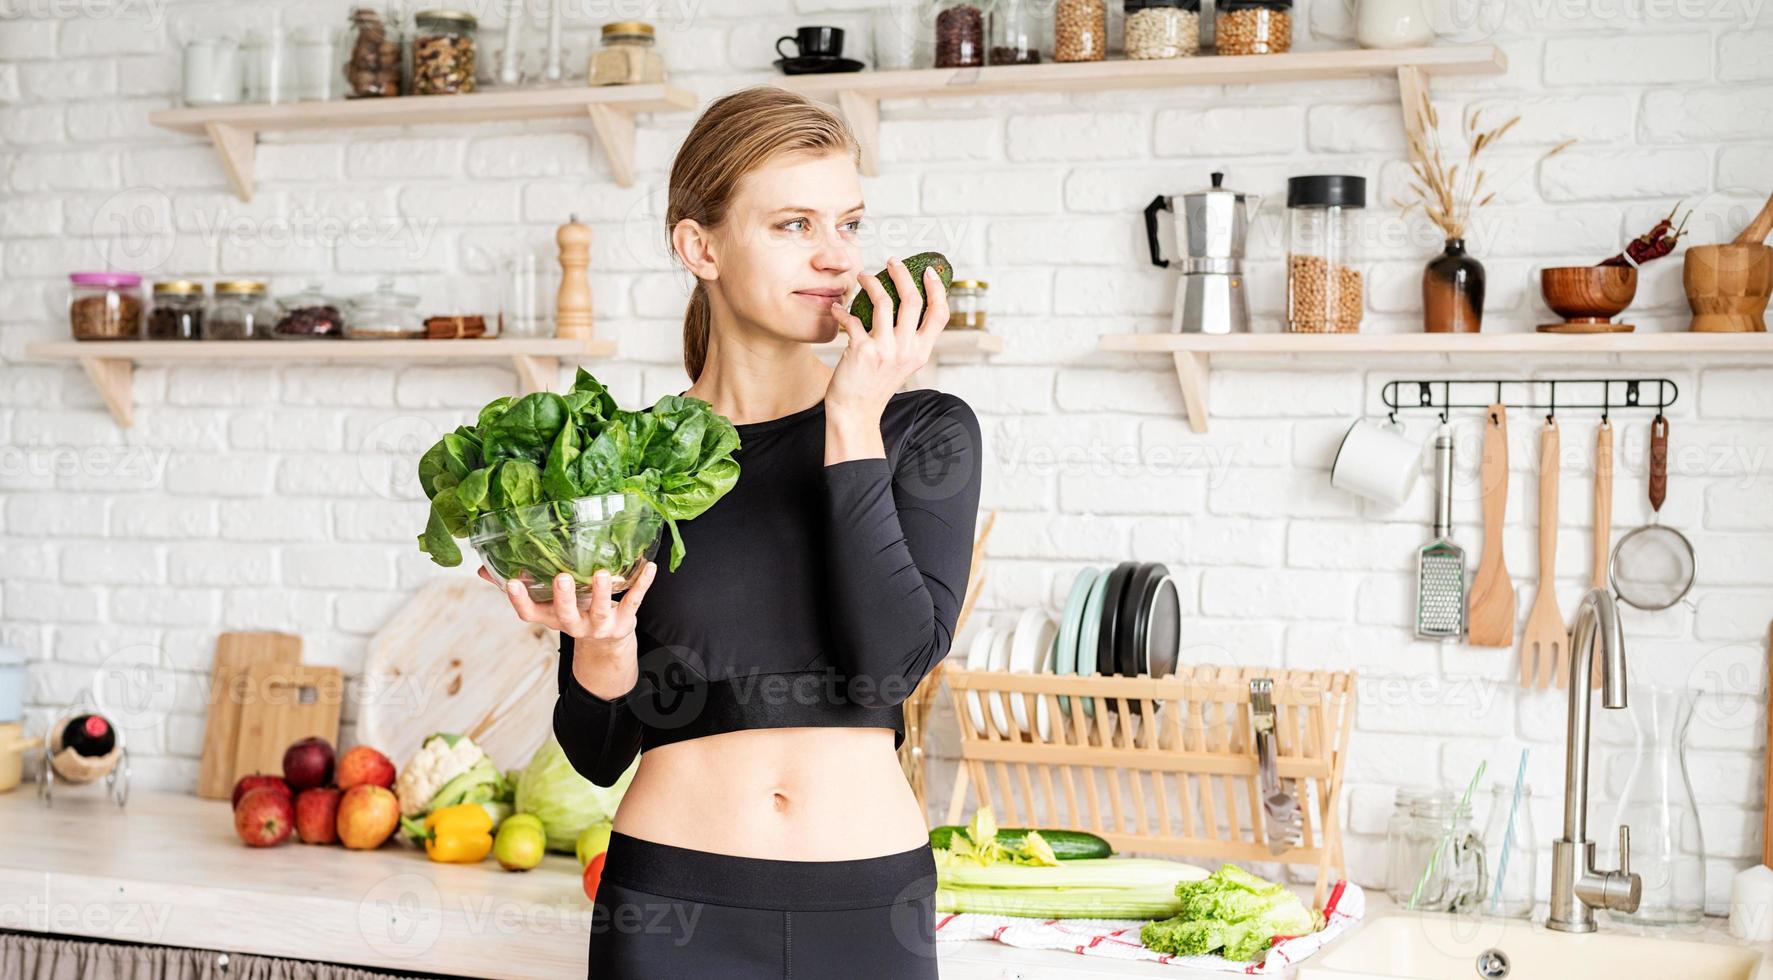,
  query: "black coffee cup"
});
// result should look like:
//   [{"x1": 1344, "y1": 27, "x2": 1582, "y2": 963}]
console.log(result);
[{"x1": 776, "y1": 25, "x2": 844, "y2": 60}]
